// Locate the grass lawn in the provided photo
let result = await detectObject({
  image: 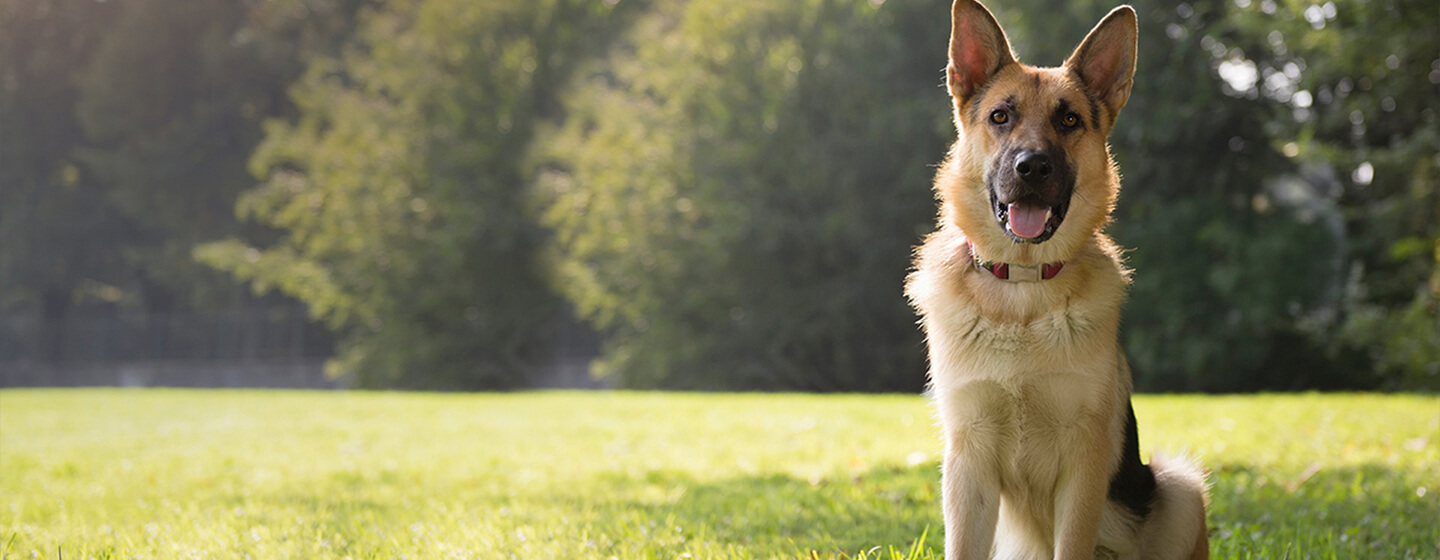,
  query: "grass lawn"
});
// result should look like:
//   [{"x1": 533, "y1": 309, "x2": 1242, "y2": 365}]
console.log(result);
[{"x1": 1, "y1": 390, "x2": 1436, "y2": 559}]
